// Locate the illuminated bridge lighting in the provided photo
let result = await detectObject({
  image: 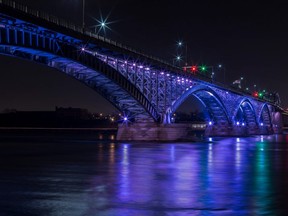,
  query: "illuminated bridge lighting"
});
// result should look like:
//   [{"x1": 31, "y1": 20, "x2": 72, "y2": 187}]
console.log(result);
[{"x1": 0, "y1": 0, "x2": 280, "y2": 138}]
